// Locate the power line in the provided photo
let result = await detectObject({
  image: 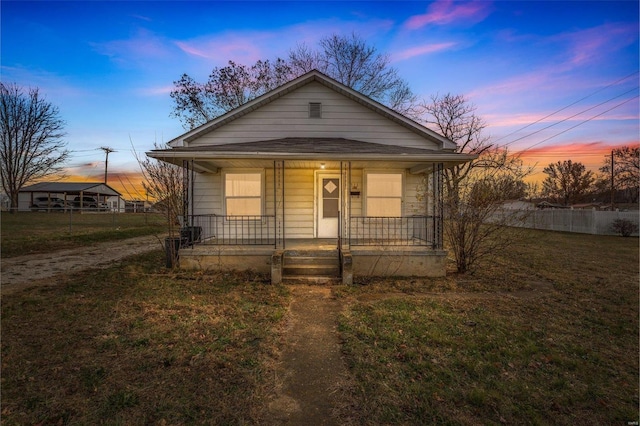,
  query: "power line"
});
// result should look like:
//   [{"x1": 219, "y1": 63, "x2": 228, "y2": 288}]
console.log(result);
[
  {"x1": 117, "y1": 176, "x2": 135, "y2": 200},
  {"x1": 125, "y1": 174, "x2": 146, "y2": 199},
  {"x1": 493, "y1": 70, "x2": 639, "y2": 145},
  {"x1": 514, "y1": 95, "x2": 639, "y2": 157},
  {"x1": 500, "y1": 86, "x2": 638, "y2": 148}
]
